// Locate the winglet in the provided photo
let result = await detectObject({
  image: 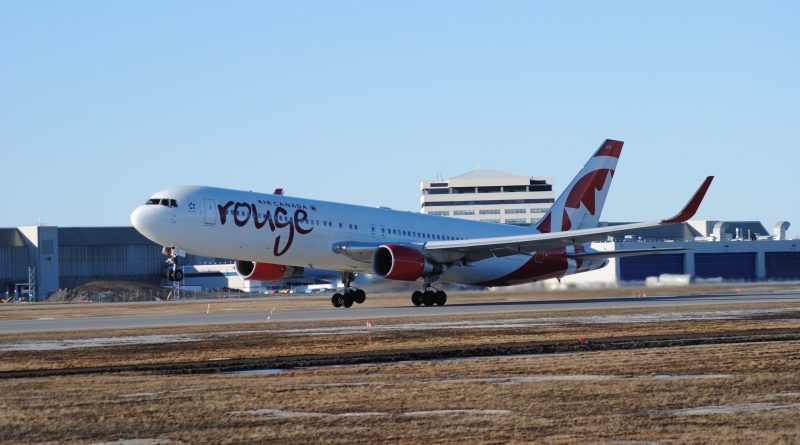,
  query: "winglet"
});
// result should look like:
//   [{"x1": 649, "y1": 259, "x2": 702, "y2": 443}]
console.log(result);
[{"x1": 661, "y1": 176, "x2": 714, "y2": 224}]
